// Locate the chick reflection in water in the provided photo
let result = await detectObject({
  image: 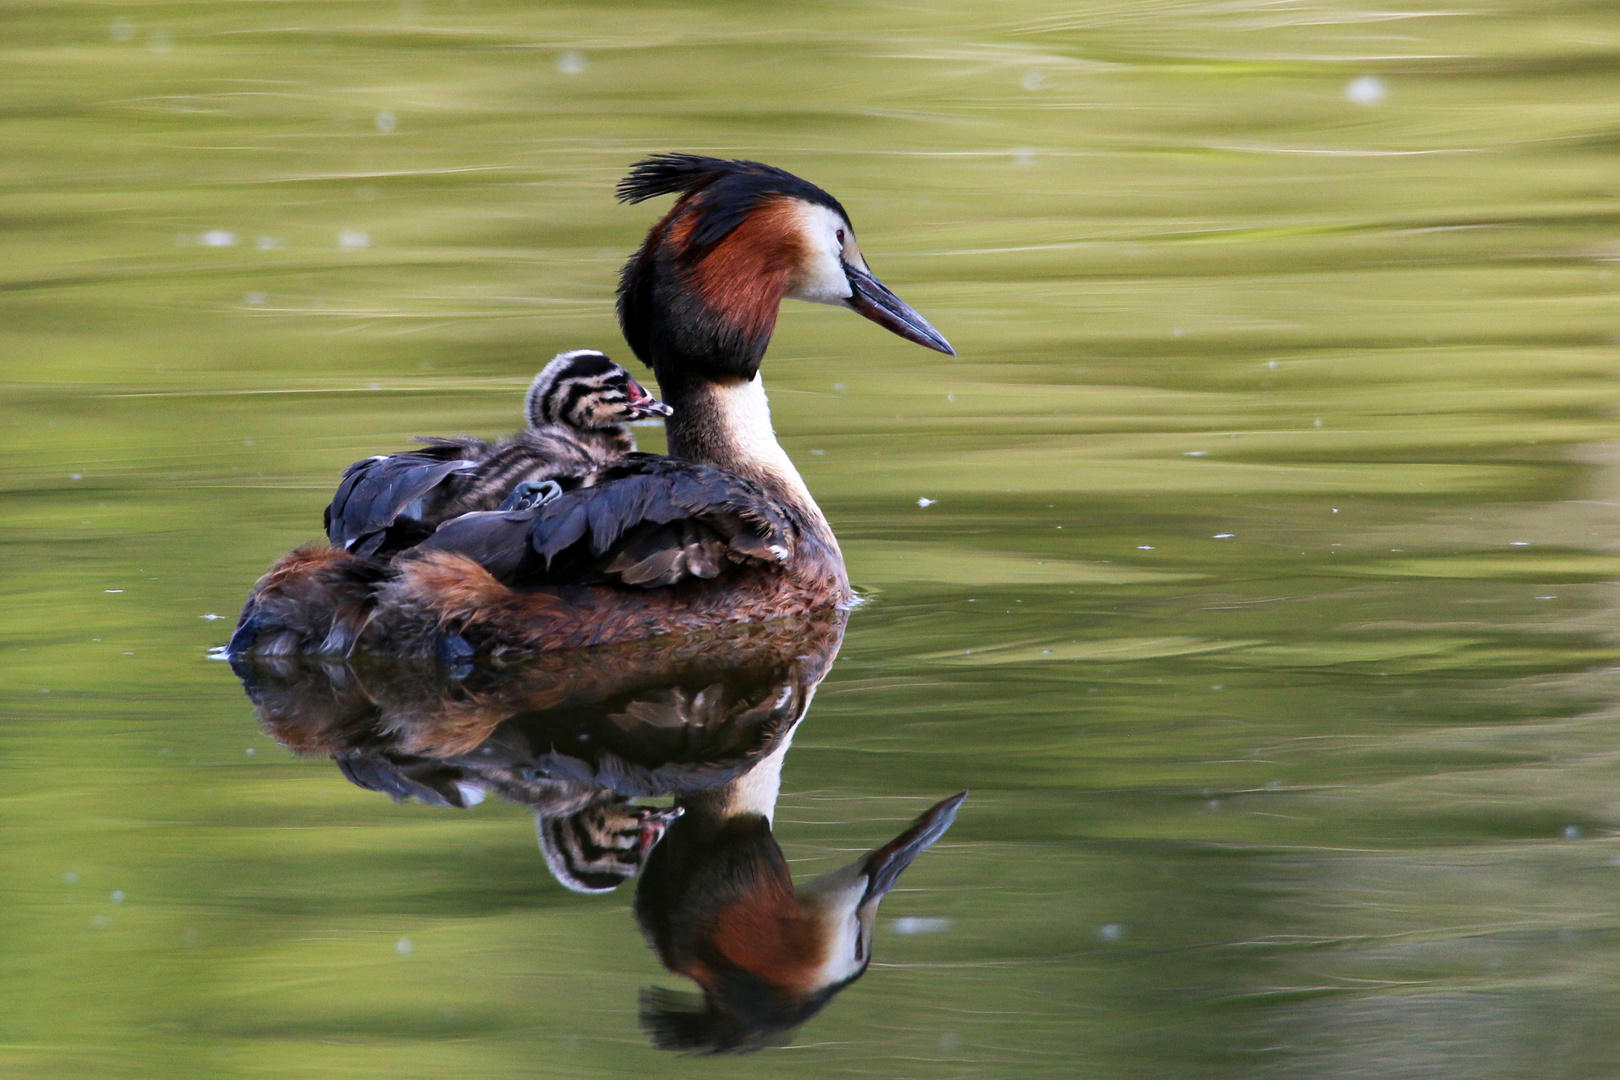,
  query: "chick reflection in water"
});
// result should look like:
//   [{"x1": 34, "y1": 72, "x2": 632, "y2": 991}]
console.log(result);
[{"x1": 229, "y1": 611, "x2": 965, "y2": 1050}]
